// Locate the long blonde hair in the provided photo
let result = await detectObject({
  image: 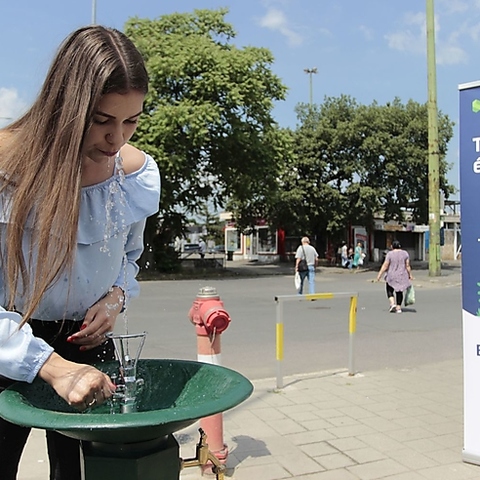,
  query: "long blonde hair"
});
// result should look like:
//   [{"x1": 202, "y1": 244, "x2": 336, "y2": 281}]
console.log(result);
[{"x1": 0, "y1": 26, "x2": 148, "y2": 324}]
